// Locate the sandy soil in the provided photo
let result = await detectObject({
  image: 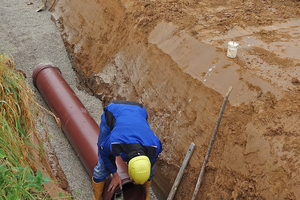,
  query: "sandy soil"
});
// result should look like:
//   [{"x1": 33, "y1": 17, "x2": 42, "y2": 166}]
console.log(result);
[{"x1": 48, "y1": 0, "x2": 300, "y2": 199}]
